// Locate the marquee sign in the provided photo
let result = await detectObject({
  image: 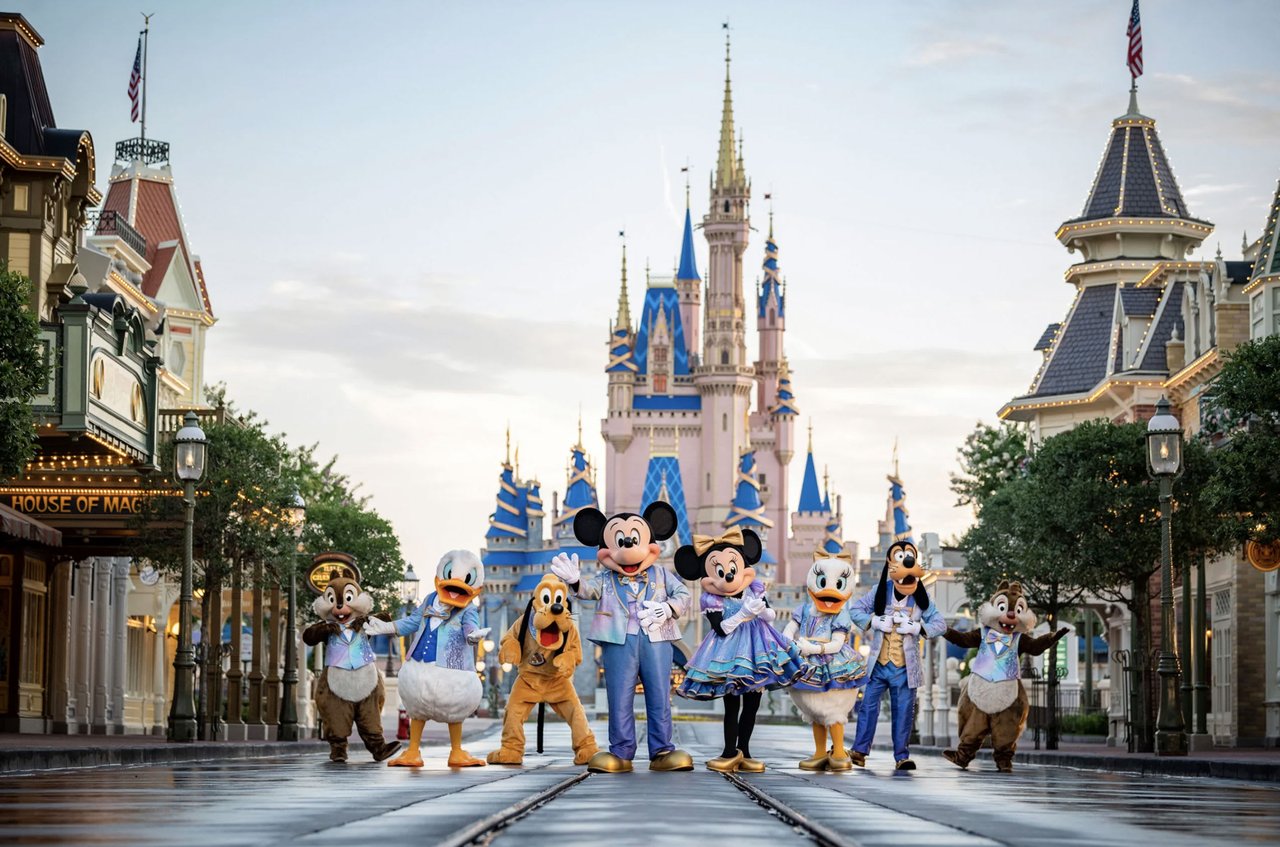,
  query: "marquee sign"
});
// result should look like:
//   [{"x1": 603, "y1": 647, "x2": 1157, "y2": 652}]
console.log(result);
[
  {"x1": 1247, "y1": 540, "x2": 1280, "y2": 573},
  {"x1": 306, "y1": 551, "x2": 361, "y2": 595},
  {"x1": 2, "y1": 490, "x2": 145, "y2": 516}
]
